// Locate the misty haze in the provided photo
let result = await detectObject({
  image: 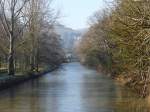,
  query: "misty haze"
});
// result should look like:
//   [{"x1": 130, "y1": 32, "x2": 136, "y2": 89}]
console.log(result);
[{"x1": 0, "y1": 0, "x2": 149, "y2": 112}]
